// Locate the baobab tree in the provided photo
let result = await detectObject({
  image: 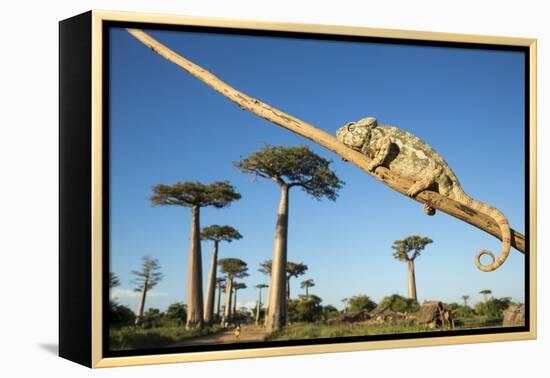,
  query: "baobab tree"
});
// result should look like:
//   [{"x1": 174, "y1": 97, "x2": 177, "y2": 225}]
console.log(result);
[
  {"x1": 300, "y1": 279, "x2": 315, "y2": 296},
  {"x1": 391, "y1": 235, "x2": 433, "y2": 302},
  {"x1": 255, "y1": 283, "x2": 268, "y2": 325},
  {"x1": 131, "y1": 255, "x2": 163, "y2": 326},
  {"x1": 215, "y1": 277, "x2": 226, "y2": 320},
  {"x1": 232, "y1": 282, "x2": 247, "y2": 314},
  {"x1": 259, "y1": 259, "x2": 308, "y2": 300},
  {"x1": 237, "y1": 145, "x2": 343, "y2": 331},
  {"x1": 201, "y1": 225, "x2": 242, "y2": 325},
  {"x1": 150, "y1": 181, "x2": 241, "y2": 329},
  {"x1": 462, "y1": 295, "x2": 471, "y2": 307},
  {"x1": 218, "y1": 258, "x2": 248, "y2": 325},
  {"x1": 480, "y1": 289, "x2": 492, "y2": 302},
  {"x1": 286, "y1": 262, "x2": 308, "y2": 299}
]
